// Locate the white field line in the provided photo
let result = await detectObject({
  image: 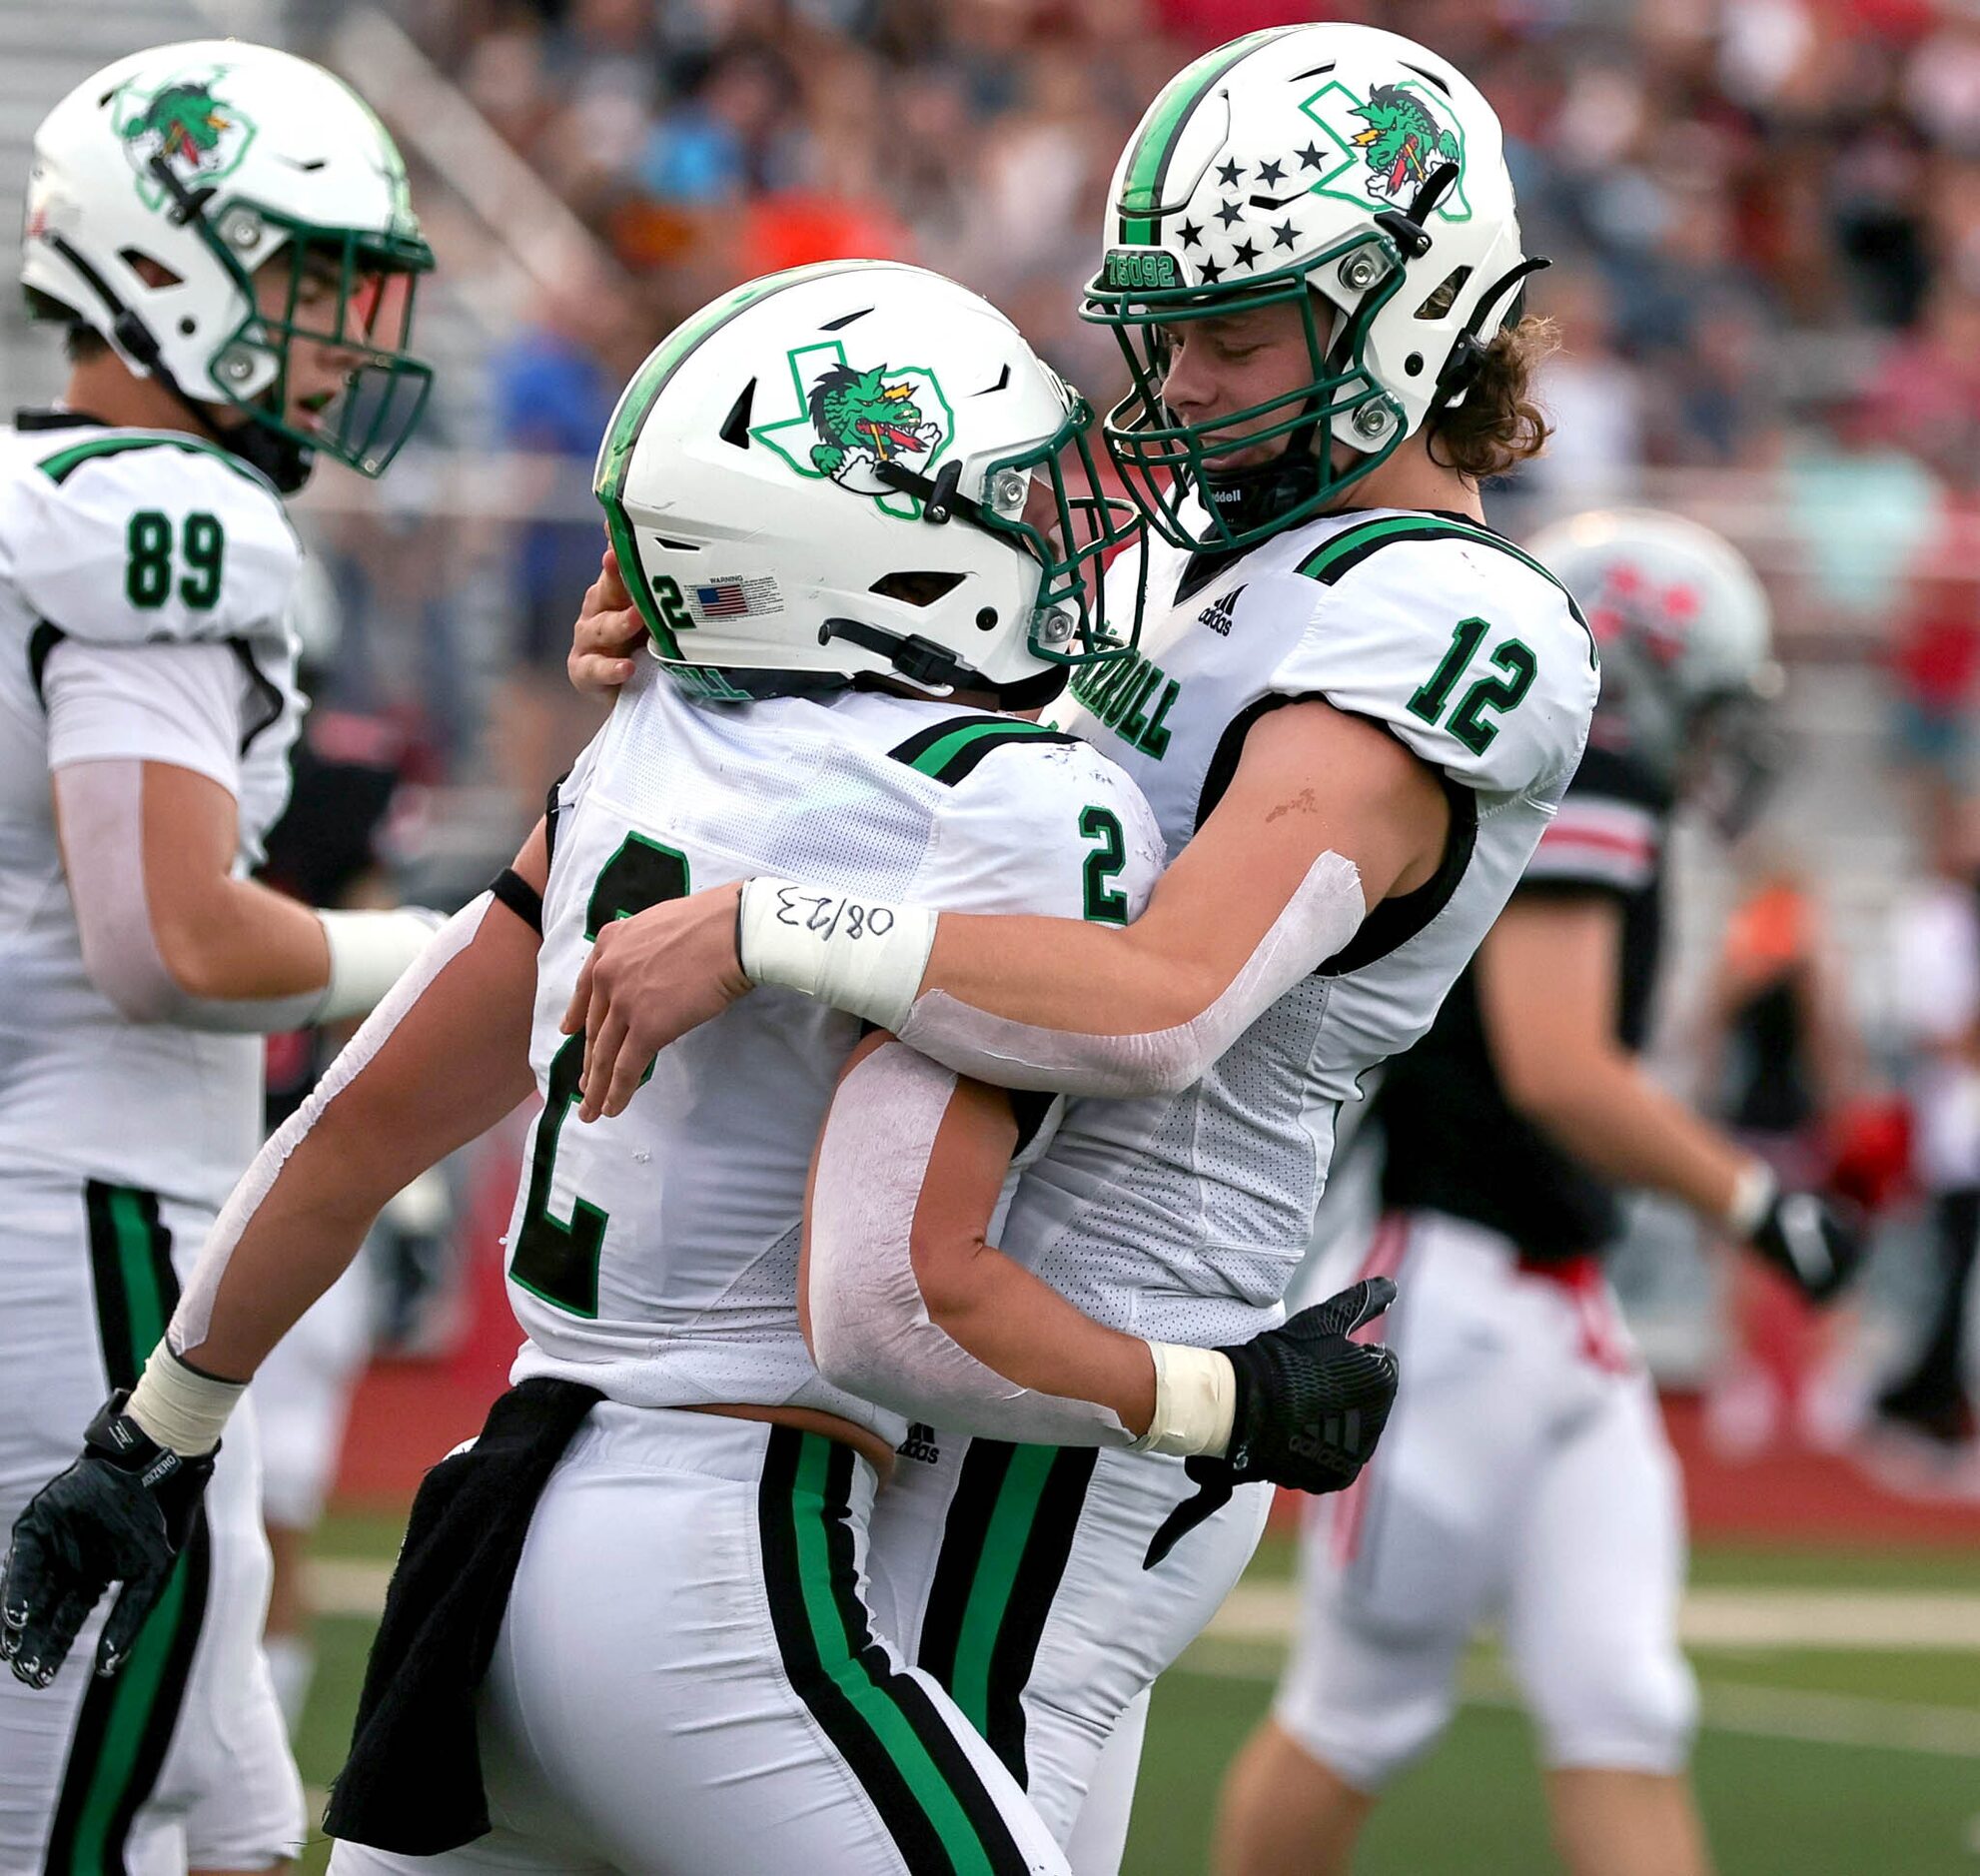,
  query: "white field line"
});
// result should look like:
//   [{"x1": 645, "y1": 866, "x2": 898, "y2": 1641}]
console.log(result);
[
  {"x1": 1175, "y1": 1637, "x2": 1980, "y2": 1761},
  {"x1": 1205, "y1": 1579, "x2": 1980, "y2": 1651},
  {"x1": 308, "y1": 1557, "x2": 1980, "y2": 1759},
  {"x1": 310, "y1": 1557, "x2": 1980, "y2": 1653}
]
